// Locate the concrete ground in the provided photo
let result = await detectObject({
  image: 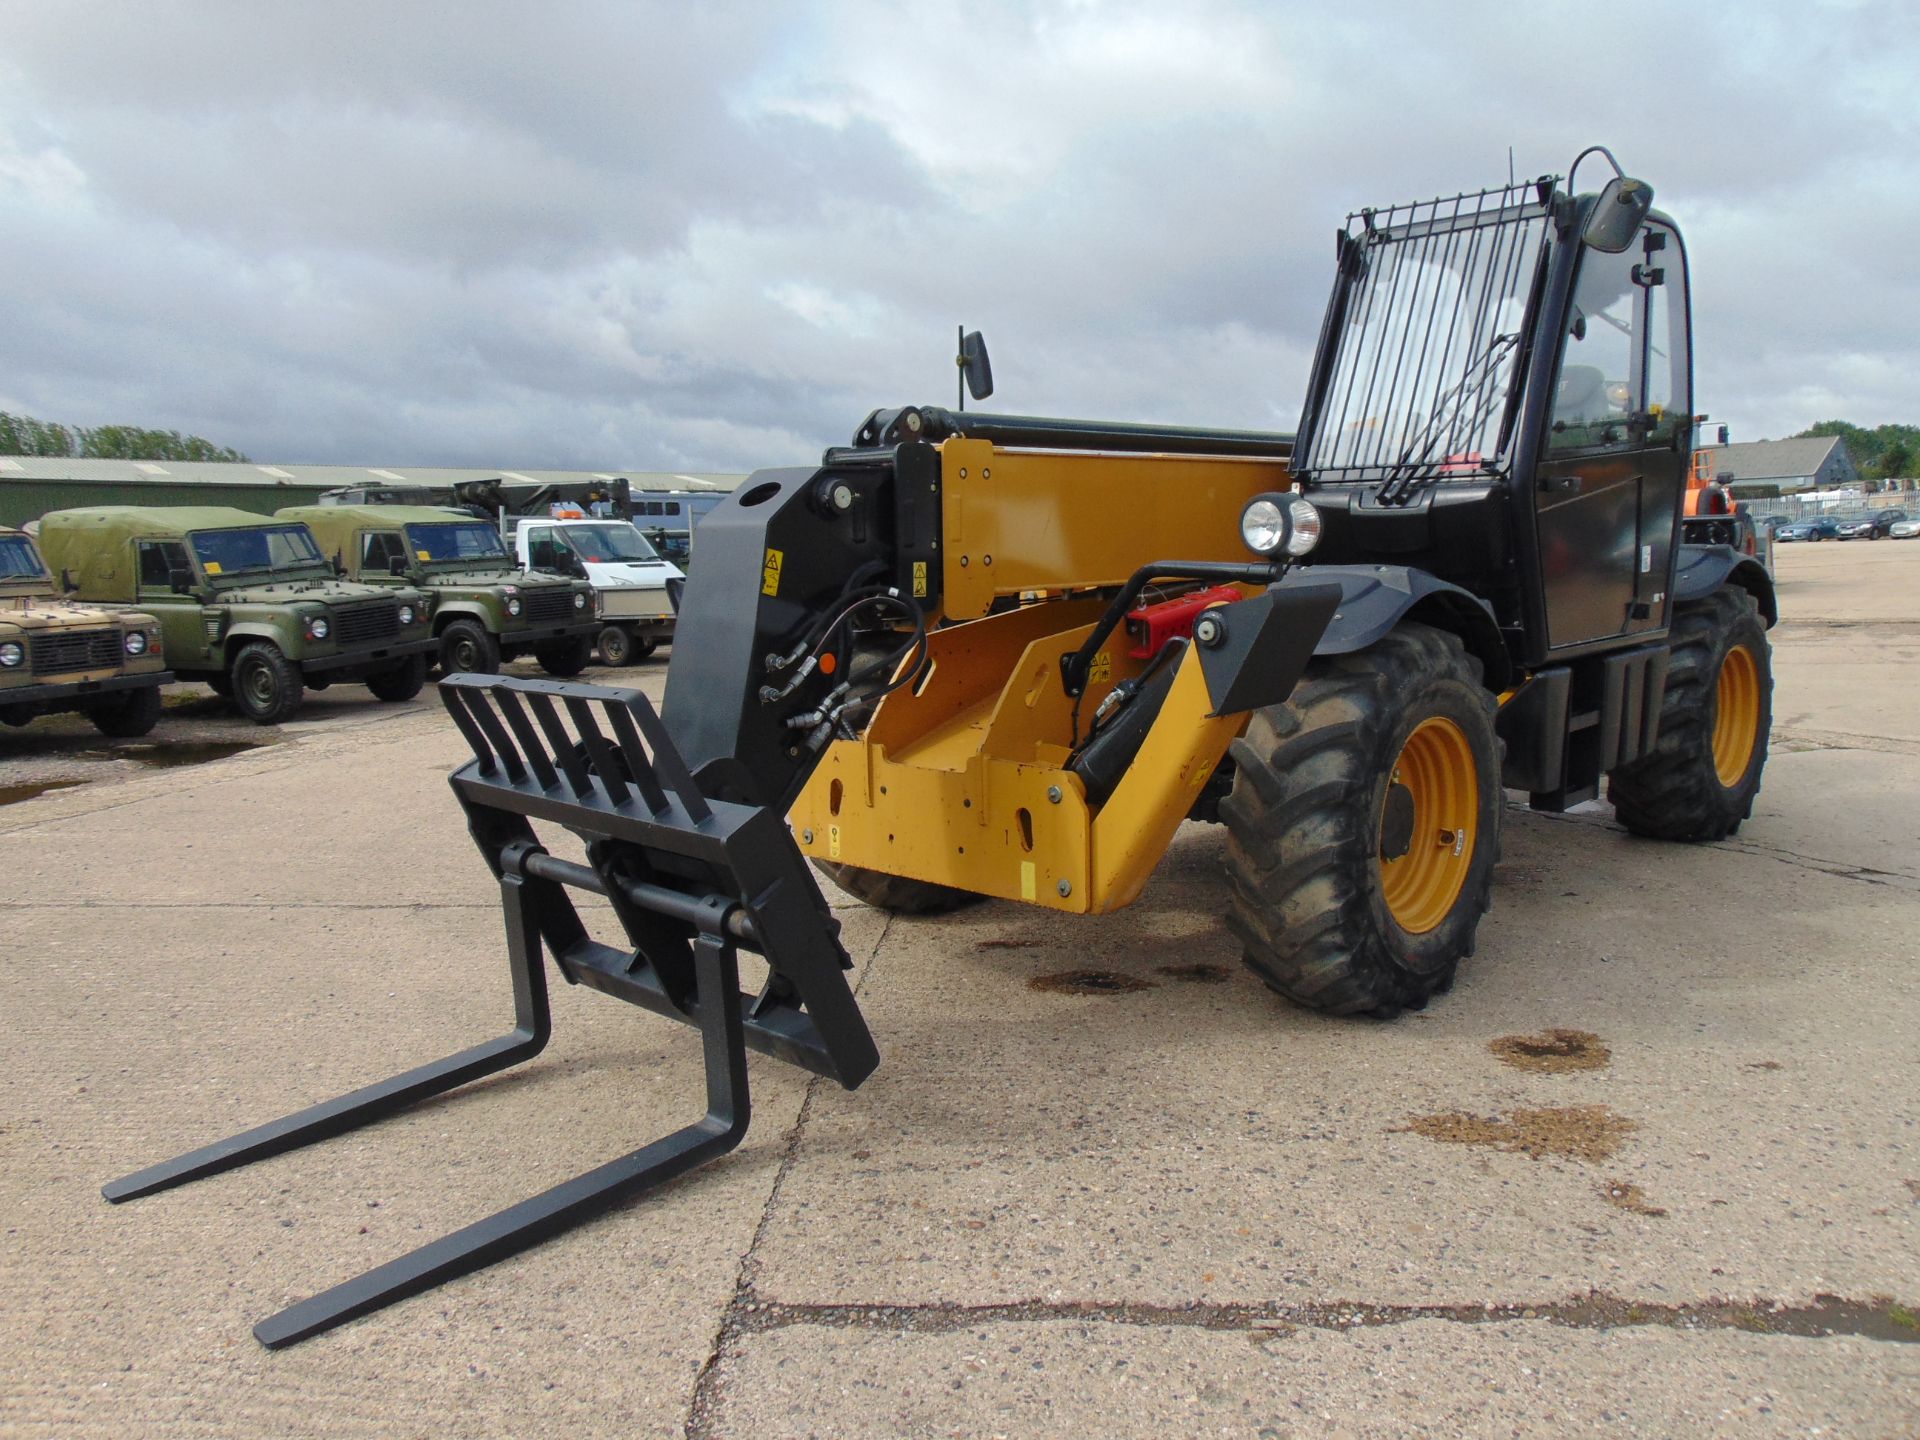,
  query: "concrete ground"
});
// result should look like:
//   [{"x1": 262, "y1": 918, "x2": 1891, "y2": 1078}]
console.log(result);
[{"x1": 3, "y1": 544, "x2": 1917, "y2": 1438}]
